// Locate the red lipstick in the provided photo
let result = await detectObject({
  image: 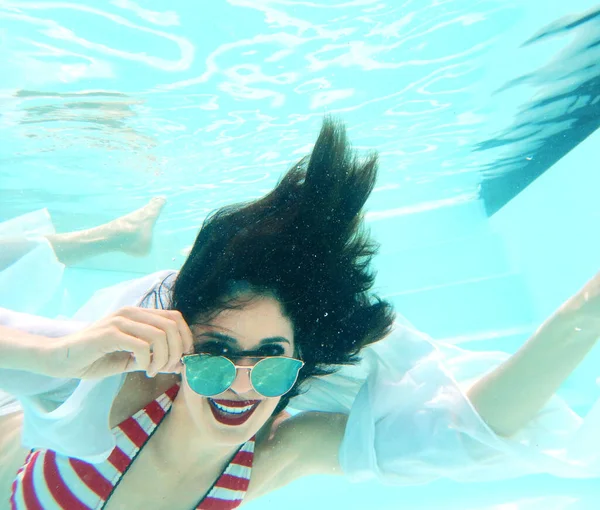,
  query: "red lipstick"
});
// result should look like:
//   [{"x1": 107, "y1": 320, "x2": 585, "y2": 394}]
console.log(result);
[{"x1": 207, "y1": 399, "x2": 260, "y2": 426}]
